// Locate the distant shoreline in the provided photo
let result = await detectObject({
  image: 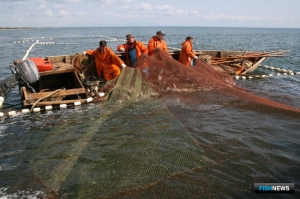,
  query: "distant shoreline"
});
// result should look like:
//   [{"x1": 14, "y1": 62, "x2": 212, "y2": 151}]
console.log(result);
[{"x1": 0, "y1": 27, "x2": 50, "y2": 30}]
